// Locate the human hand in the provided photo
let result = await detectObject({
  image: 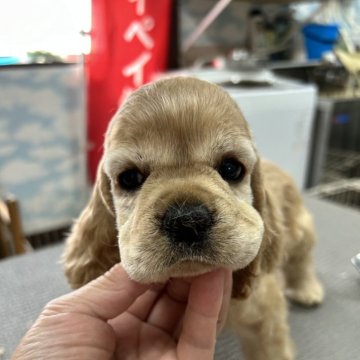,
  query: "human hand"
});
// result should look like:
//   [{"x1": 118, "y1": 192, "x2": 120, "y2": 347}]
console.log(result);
[{"x1": 12, "y1": 264, "x2": 232, "y2": 360}]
